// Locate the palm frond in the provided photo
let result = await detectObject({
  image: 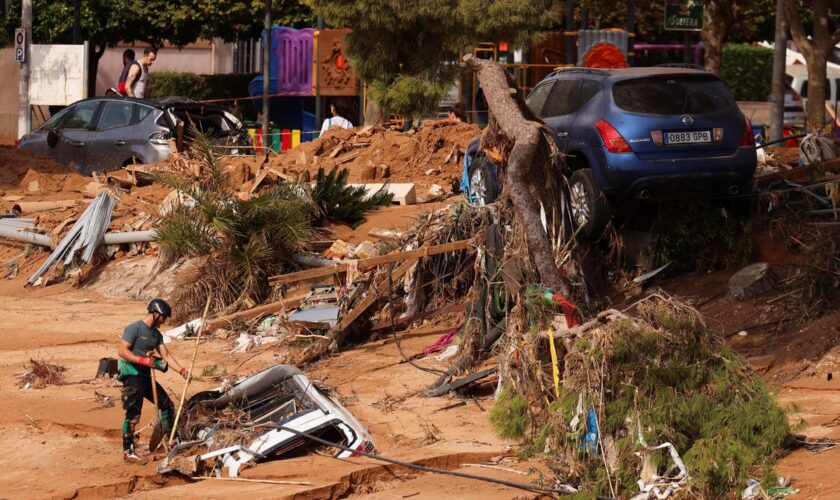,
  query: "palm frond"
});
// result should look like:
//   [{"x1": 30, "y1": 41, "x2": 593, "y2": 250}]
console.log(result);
[{"x1": 310, "y1": 167, "x2": 394, "y2": 229}]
